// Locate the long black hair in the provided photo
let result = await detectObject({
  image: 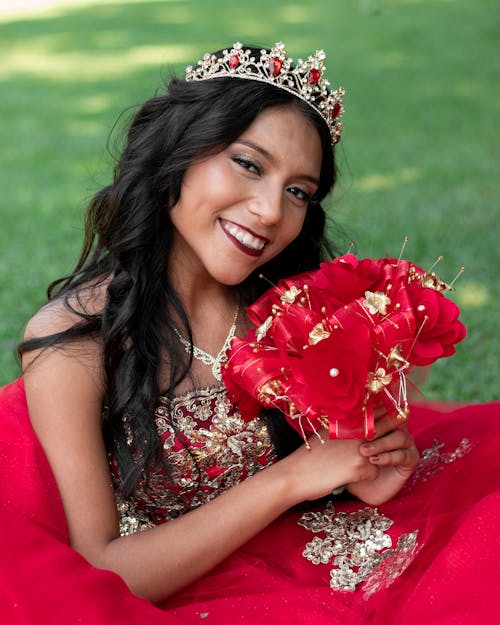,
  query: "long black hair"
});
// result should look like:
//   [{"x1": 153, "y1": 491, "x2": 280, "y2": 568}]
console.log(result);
[{"x1": 19, "y1": 47, "x2": 338, "y2": 496}]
